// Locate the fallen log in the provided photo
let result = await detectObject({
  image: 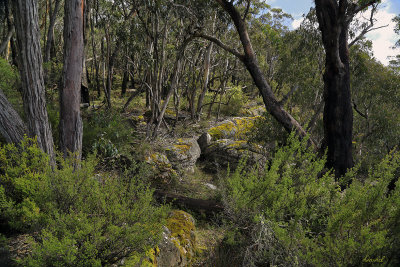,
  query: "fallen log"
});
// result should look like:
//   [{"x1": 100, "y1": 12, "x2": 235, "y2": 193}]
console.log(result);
[{"x1": 153, "y1": 190, "x2": 224, "y2": 215}]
